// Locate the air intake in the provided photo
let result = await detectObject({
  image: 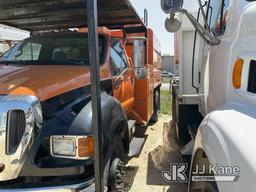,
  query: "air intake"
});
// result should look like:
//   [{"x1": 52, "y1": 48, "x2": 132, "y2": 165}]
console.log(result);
[{"x1": 6, "y1": 110, "x2": 26, "y2": 154}]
